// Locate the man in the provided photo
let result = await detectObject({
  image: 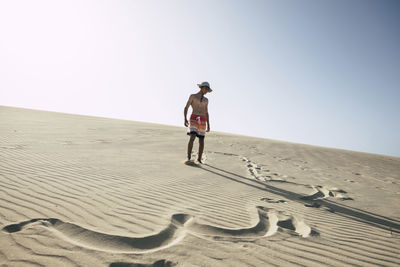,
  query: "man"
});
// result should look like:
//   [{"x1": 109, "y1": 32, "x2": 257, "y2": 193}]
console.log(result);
[{"x1": 184, "y1": 81, "x2": 212, "y2": 163}]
